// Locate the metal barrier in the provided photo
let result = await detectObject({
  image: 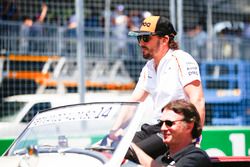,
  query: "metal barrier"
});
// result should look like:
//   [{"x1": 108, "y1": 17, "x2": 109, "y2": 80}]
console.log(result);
[
  {"x1": 201, "y1": 60, "x2": 250, "y2": 125},
  {"x1": 0, "y1": 21, "x2": 141, "y2": 61},
  {"x1": 1, "y1": 20, "x2": 250, "y2": 62}
]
